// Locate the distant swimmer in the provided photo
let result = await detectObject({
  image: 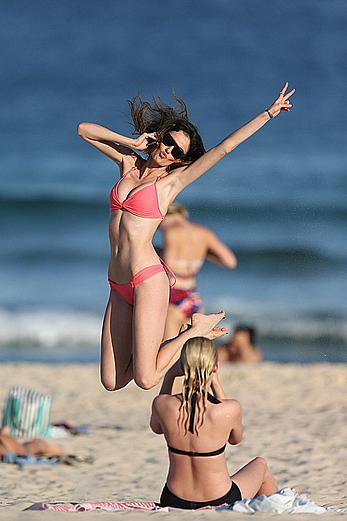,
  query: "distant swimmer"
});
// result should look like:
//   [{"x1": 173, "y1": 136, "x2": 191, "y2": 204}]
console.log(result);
[
  {"x1": 218, "y1": 325, "x2": 263, "y2": 363},
  {"x1": 77, "y1": 82, "x2": 295, "y2": 391},
  {"x1": 150, "y1": 337, "x2": 278, "y2": 509},
  {"x1": 159, "y1": 203, "x2": 237, "y2": 339}
]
